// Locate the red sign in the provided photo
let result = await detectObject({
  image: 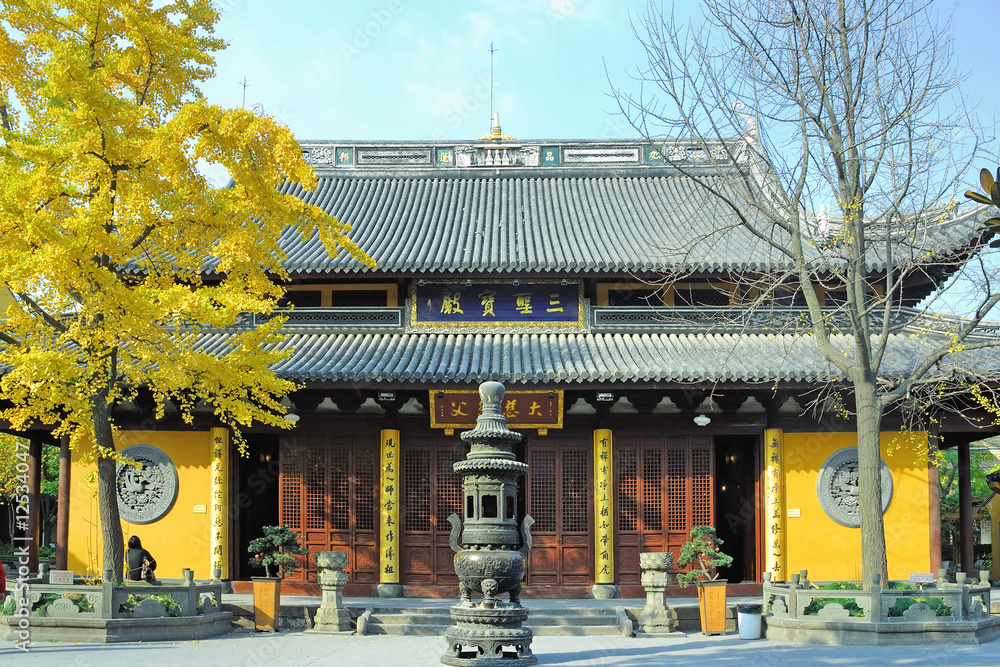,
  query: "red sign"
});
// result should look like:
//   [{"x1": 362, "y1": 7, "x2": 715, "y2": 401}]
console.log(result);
[{"x1": 430, "y1": 390, "x2": 563, "y2": 430}]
